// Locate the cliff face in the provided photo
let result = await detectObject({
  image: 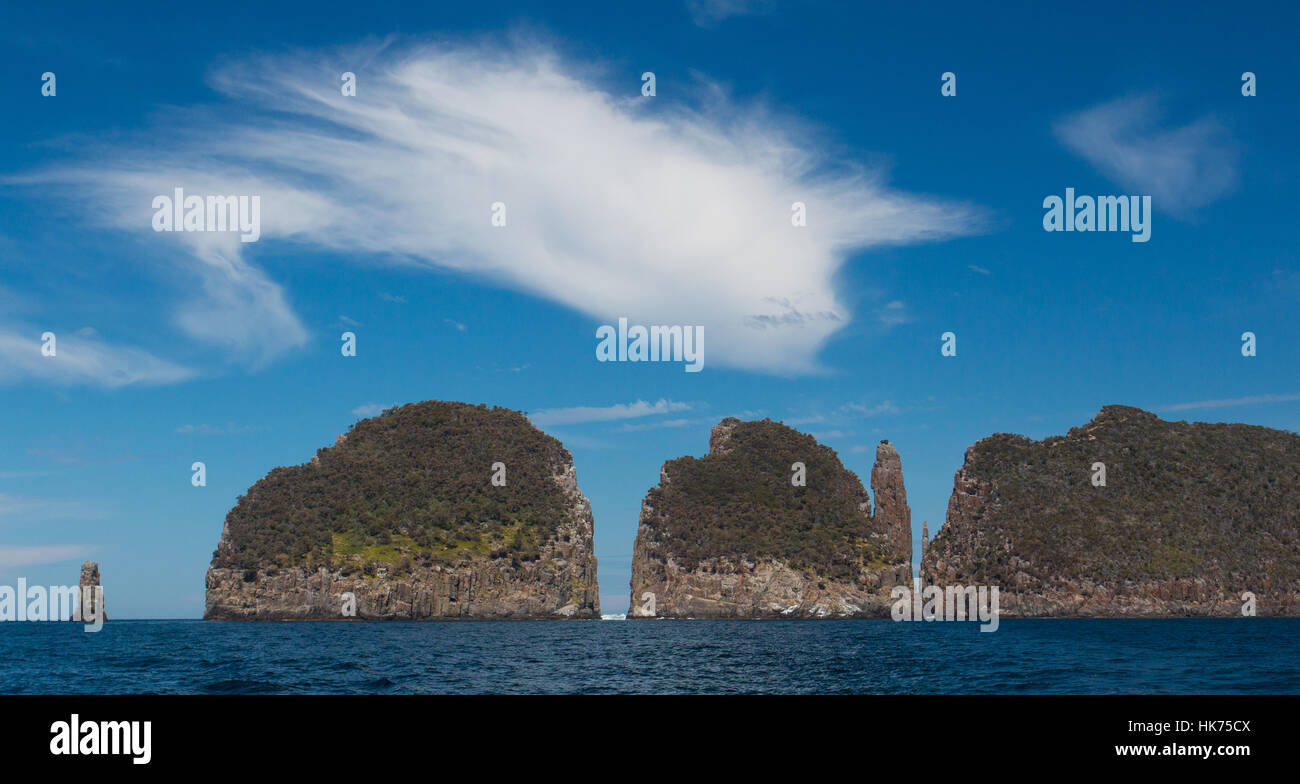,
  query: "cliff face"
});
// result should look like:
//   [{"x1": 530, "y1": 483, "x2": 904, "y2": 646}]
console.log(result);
[
  {"x1": 205, "y1": 401, "x2": 599, "y2": 620},
  {"x1": 629, "y1": 419, "x2": 911, "y2": 618},
  {"x1": 871, "y1": 441, "x2": 912, "y2": 561},
  {"x1": 922, "y1": 406, "x2": 1300, "y2": 616}
]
